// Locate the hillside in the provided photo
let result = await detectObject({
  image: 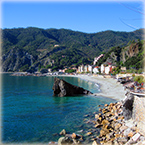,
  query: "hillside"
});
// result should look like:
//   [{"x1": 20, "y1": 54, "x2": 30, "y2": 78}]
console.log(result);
[
  {"x1": 96, "y1": 40, "x2": 145, "y2": 70},
  {"x1": 1, "y1": 27, "x2": 144, "y2": 72}
]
